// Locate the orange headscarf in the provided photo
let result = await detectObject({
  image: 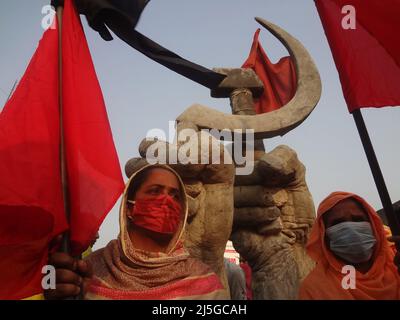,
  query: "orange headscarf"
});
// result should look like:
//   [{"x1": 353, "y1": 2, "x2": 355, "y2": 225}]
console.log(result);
[{"x1": 299, "y1": 191, "x2": 400, "y2": 300}]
